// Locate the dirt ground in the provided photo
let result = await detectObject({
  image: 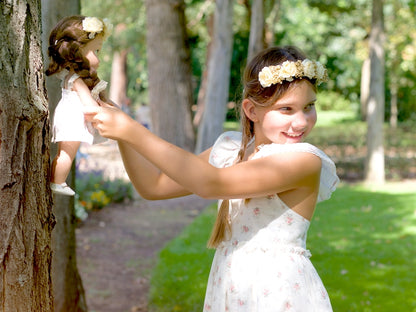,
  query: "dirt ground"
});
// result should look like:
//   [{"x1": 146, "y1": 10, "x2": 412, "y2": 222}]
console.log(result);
[{"x1": 76, "y1": 142, "x2": 214, "y2": 312}]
